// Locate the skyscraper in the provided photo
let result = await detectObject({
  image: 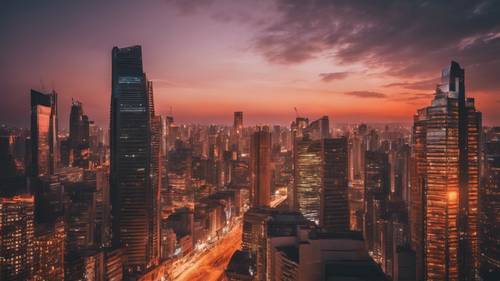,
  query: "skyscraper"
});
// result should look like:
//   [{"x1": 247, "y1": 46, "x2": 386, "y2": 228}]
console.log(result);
[
  {"x1": 234, "y1": 111, "x2": 243, "y2": 134},
  {"x1": 320, "y1": 137, "x2": 349, "y2": 232},
  {"x1": 109, "y1": 45, "x2": 159, "y2": 273},
  {"x1": 0, "y1": 195, "x2": 34, "y2": 281},
  {"x1": 30, "y1": 89, "x2": 58, "y2": 177},
  {"x1": 69, "y1": 100, "x2": 90, "y2": 168},
  {"x1": 293, "y1": 134, "x2": 322, "y2": 223},
  {"x1": 250, "y1": 127, "x2": 271, "y2": 207},
  {"x1": 479, "y1": 133, "x2": 500, "y2": 279},
  {"x1": 412, "y1": 61, "x2": 481, "y2": 281},
  {"x1": 364, "y1": 150, "x2": 390, "y2": 257}
]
